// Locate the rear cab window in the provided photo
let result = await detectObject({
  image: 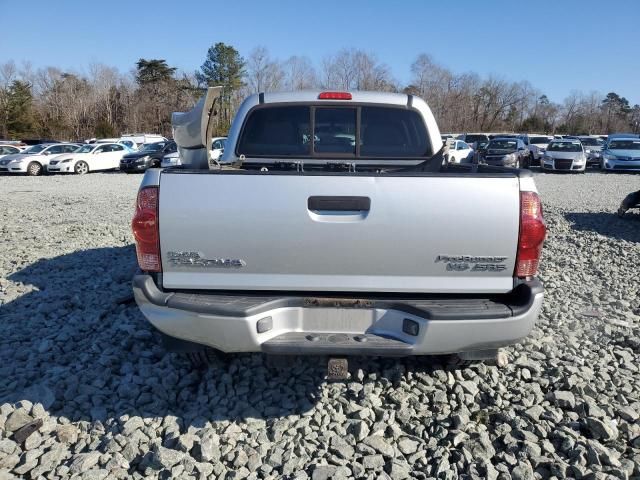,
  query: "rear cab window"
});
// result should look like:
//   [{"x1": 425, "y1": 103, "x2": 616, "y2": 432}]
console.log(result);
[{"x1": 236, "y1": 104, "x2": 431, "y2": 160}]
